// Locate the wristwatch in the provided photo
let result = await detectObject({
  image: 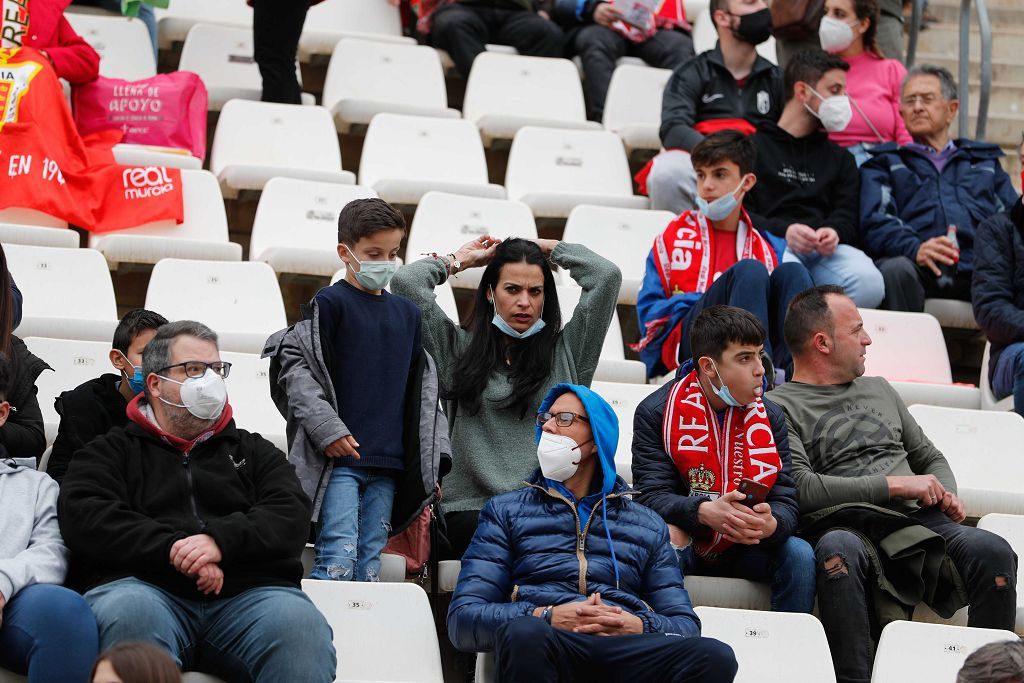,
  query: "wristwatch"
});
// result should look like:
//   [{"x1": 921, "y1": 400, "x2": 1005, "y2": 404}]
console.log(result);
[{"x1": 541, "y1": 605, "x2": 554, "y2": 625}]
